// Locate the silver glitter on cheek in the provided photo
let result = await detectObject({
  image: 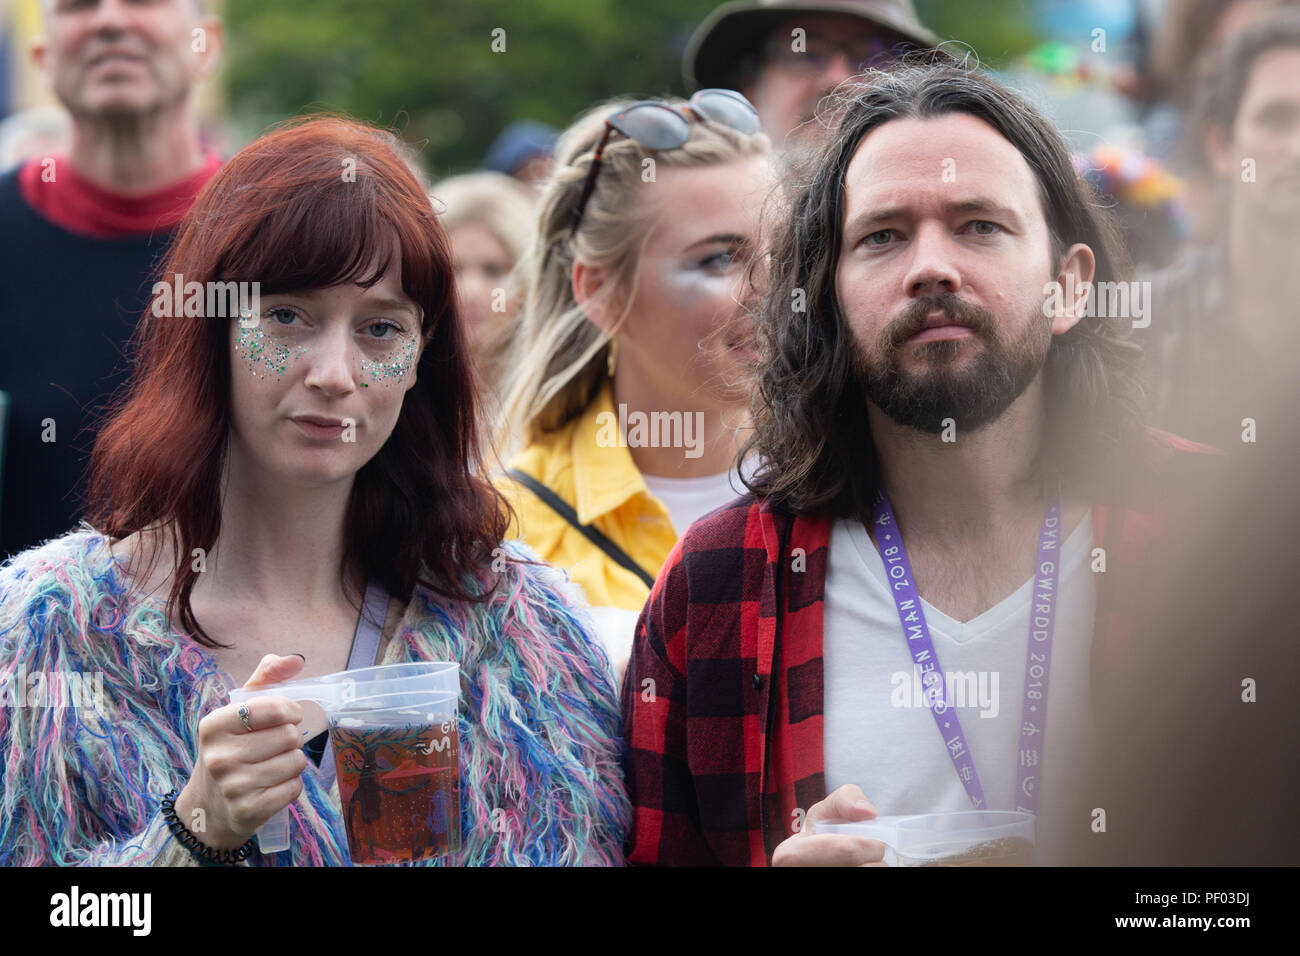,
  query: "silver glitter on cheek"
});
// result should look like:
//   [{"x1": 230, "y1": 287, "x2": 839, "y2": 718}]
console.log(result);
[
  {"x1": 234, "y1": 321, "x2": 308, "y2": 380},
  {"x1": 360, "y1": 335, "x2": 418, "y2": 388}
]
